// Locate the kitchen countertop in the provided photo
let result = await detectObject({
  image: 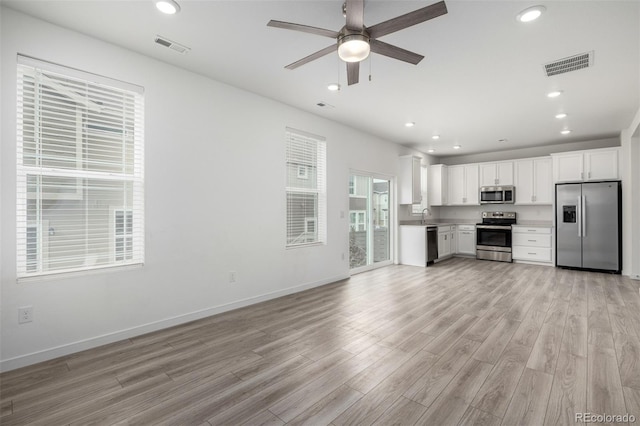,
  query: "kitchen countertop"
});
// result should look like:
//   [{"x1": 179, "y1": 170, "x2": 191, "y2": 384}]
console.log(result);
[
  {"x1": 513, "y1": 220, "x2": 553, "y2": 227},
  {"x1": 400, "y1": 219, "x2": 553, "y2": 227},
  {"x1": 400, "y1": 218, "x2": 477, "y2": 226}
]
